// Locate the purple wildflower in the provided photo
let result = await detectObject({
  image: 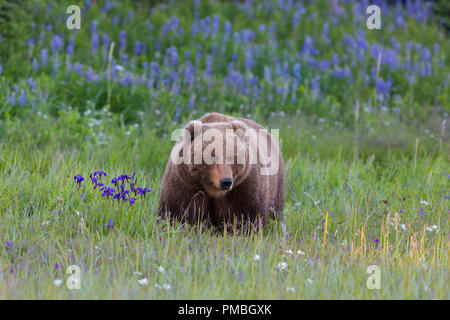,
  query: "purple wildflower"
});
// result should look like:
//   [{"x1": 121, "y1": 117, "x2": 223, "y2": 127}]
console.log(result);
[
  {"x1": 51, "y1": 35, "x2": 63, "y2": 52},
  {"x1": 119, "y1": 30, "x2": 126, "y2": 50},
  {"x1": 67, "y1": 36, "x2": 75, "y2": 56},
  {"x1": 74, "y1": 175, "x2": 84, "y2": 186},
  {"x1": 100, "y1": 186, "x2": 116, "y2": 198},
  {"x1": 18, "y1": 90, "x2": 26, "y2": 106},
  {"x1": 40, "y1": 49, "x2": 48, "y2": 66},
  {"x1": 104, "y1": 218, "x2": 114, "y2": 230},
  {"x1": 27, "y1": 77, "x2": 36, "y2": 90}
]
